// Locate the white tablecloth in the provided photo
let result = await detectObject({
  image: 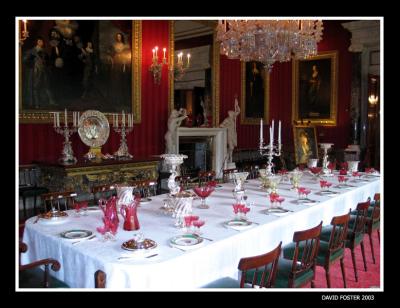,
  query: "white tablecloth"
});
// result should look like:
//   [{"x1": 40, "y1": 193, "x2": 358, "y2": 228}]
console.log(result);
[{"x1": 21, "y1": 173, "x2": 380, "y2": 290}]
